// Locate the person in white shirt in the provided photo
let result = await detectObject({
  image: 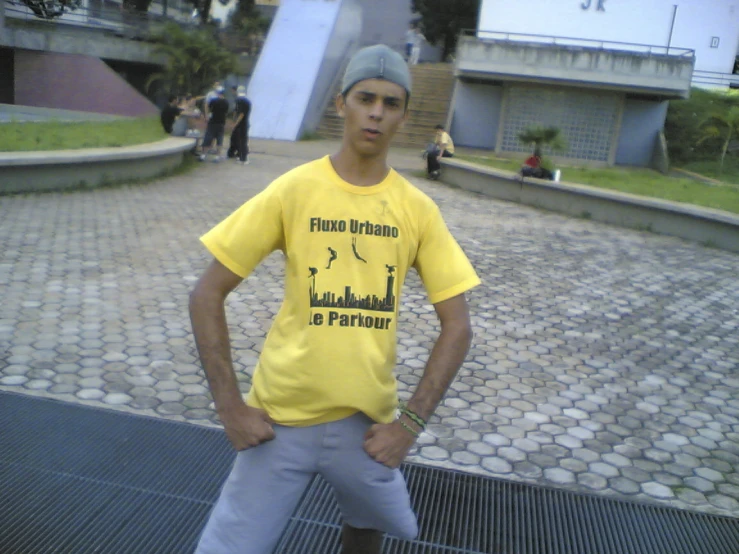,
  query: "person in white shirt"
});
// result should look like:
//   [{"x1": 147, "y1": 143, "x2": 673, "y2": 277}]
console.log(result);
[
  {"x1": 409, "y1": 28, "x2": 425, "y2": 65},
  {"x1": 405, "y1": 23, "x2": 416, "y2": 61}
]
